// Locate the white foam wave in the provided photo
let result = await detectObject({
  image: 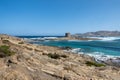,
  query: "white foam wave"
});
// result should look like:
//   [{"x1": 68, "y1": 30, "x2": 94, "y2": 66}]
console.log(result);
[
  {"x1": 71, "y1": 48, "x2": 81, "y2": 53},
  {"x1": 87, "y1": 53, "x2": 112, "y2": 61},
  {"x1": 29, "y1": 37, "x2": 57, "y2": 40},
  {"x1": 68, "y1": 40, "x2": 82, "y2": 42},
  {"x1": 90, "y1": 37, "x2": 120, "y2": 41},
  {"x1": 30, "y1": 38, "x2": 42, "y2": 39},
  {"x1": 64, "y1": 48, "x2": 120, "y2": 61},
  {"x1": 84, "y1": 52, "x2": 120, "y2": 61},
  {"x1": 68, "y1": 40, "x2": 95, "y2": 42},
  {"x1": 64, "y1": 48, "x2": 81, "y2": 53},
  {"x1": 43, "y1": 37, "x2": 57, "y2": 39},
  {"x1": 87, "y1": 40, "x2": 93, "y2": 41}
]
